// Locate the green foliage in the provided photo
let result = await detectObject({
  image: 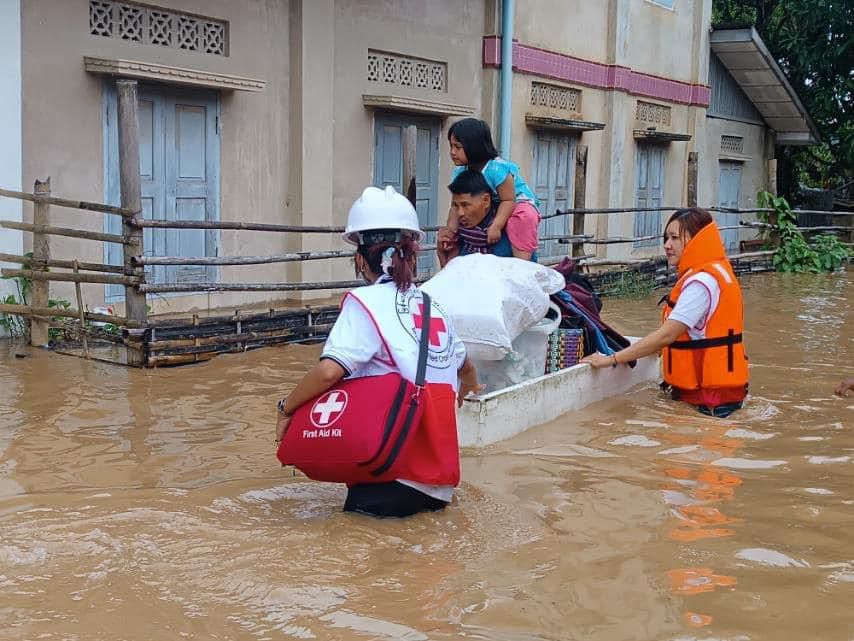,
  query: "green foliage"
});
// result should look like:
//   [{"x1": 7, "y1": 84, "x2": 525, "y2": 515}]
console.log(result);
[
  {"x1": 1, "y1": 254, "x2": 34, "y2": 340},
  {"x1": 0, "y1": 255, "x2": 75, "y2": 341},
  {"x1": 606, "y1": 269, "x2": 656, "y2": 299},
  {"x1": 712, "y1": 0, "x2": 854, "y2": 194},
  {"x1": 757, "y1": 191, "x2": 851, "y2": 273}
]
